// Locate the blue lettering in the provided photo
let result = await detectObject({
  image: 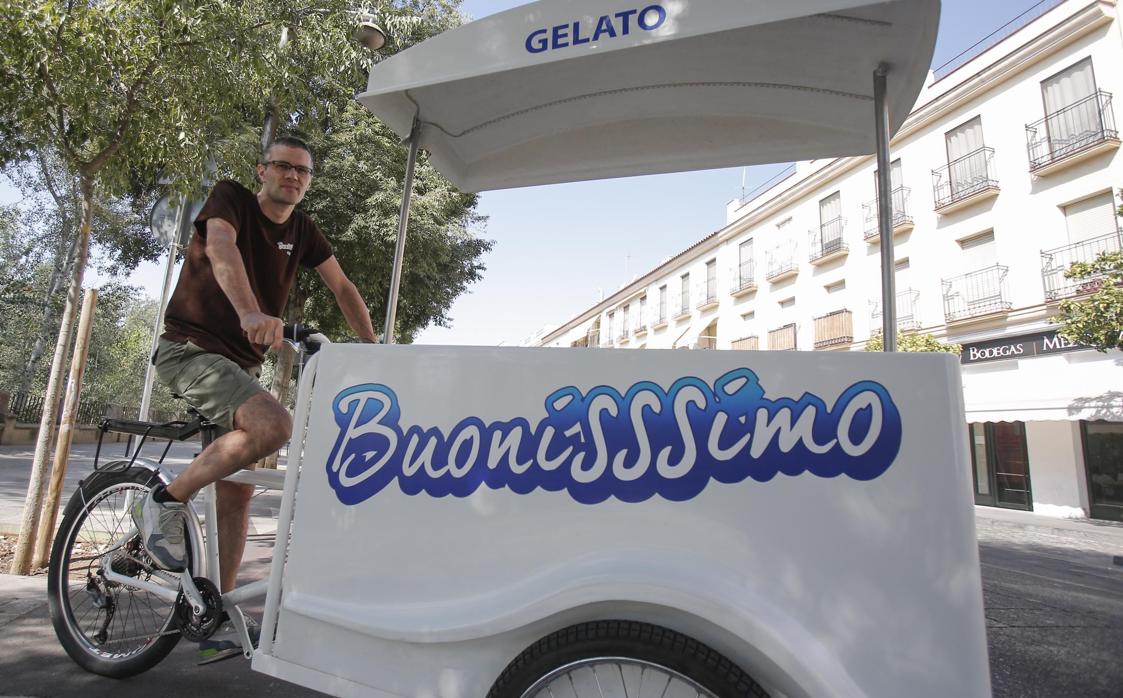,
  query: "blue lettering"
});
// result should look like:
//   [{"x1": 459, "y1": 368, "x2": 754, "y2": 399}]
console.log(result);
[
  {"x1": 525, "y1": 28, "x2": 548, "y2": 54},
  {"x1": 638, "y1": 5, "x2": 667, "y2": 31},
  {"x1": 571, "y1": 20, "x2": 591, "y2": 46},
  {"x1": 615, "y1": 9, "x2": 639, "y2": 35},
  {"x1": 325, "y1": 369, "x2": 904, "y2": 506},
  {"x1": 551, "y1": 22, "x2": 569, "y2": 49},
  {"x1": 592, "y1": 15, "x2": 617, "y2": 42}
]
